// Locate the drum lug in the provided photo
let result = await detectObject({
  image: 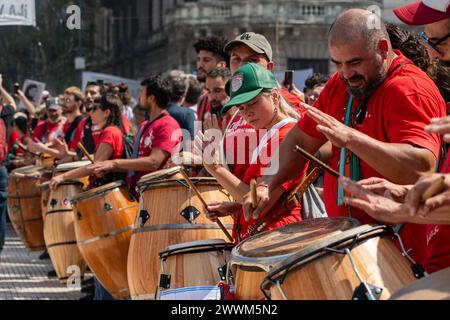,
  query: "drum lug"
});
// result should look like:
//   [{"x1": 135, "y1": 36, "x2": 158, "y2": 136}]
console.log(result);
[
  {"x1": 180, "y1": 206, "x2": 200, "y2": 223},
  {"x1": 103, "y1": 203, "x2": 113, "y2": 212},
  {"x1": 218, "y1": 264, "x2": 233, "y2": 282},
  {"x1": 76, "y1": 211, "x2": 83, "y2": 221},
  {"x1": 138, "y1": 210, "x2": 150, "y2": 227},
  {"x1": 11, "y1": 205, "x2": 20, "y2": 214},
  {"x1": 159, "y1": 274, "x2": 171, "y2": 289},
  {"x1": 50, "y1": 198, "x2": 58, "y2": 209},
  {"x1": 352, "y1": 283, "x2": 382, "y2": 300}
]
